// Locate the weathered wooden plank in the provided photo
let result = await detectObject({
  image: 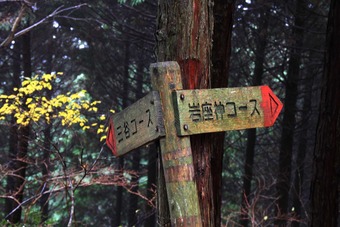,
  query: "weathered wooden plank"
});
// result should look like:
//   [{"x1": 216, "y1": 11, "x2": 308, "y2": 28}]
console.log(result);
[
  {"x1": 106, "y1": 91, "x2": 165, "y2": 156},
  {"x1": 150, "y1": 61, "x2": 202, "y2": 226},
  {"x1": 172, "y1": 85, "x2": 283, "y2": 136}
]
